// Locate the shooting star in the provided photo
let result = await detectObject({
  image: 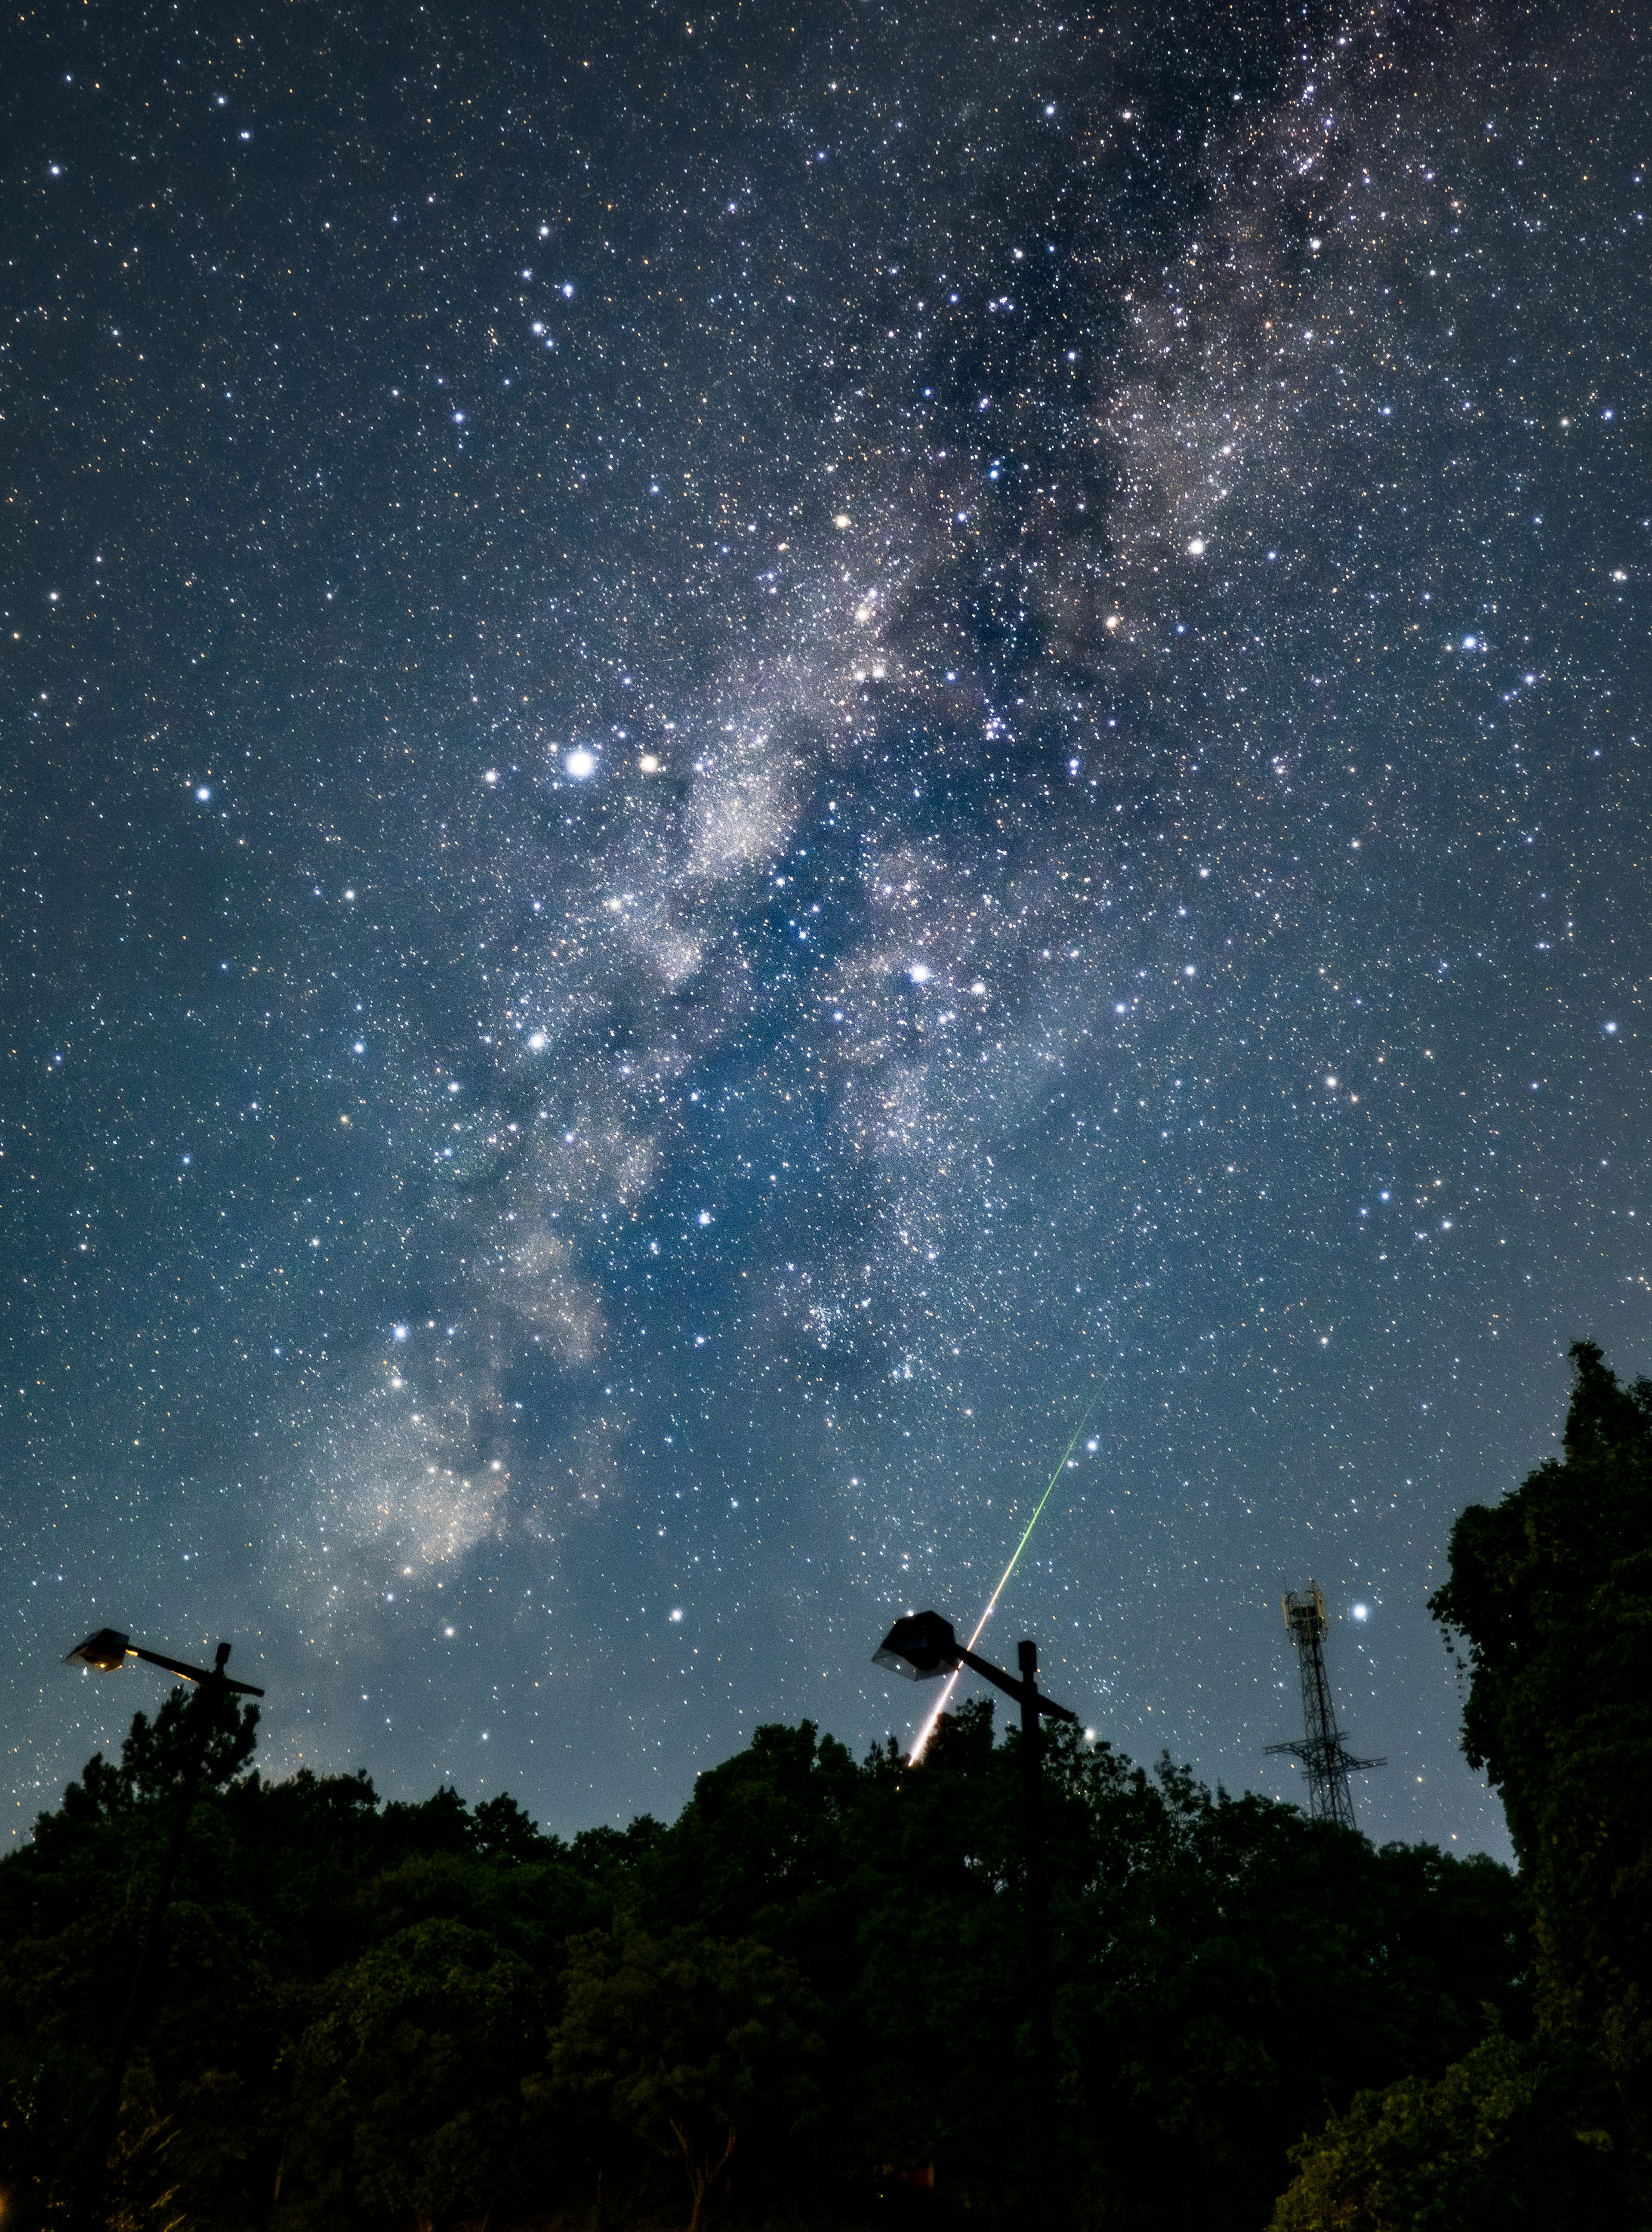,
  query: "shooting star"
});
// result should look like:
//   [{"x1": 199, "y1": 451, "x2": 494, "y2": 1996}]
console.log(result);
[{"x1": 907, "y1": 1392, "x2": 1100, "y2": 1760}]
